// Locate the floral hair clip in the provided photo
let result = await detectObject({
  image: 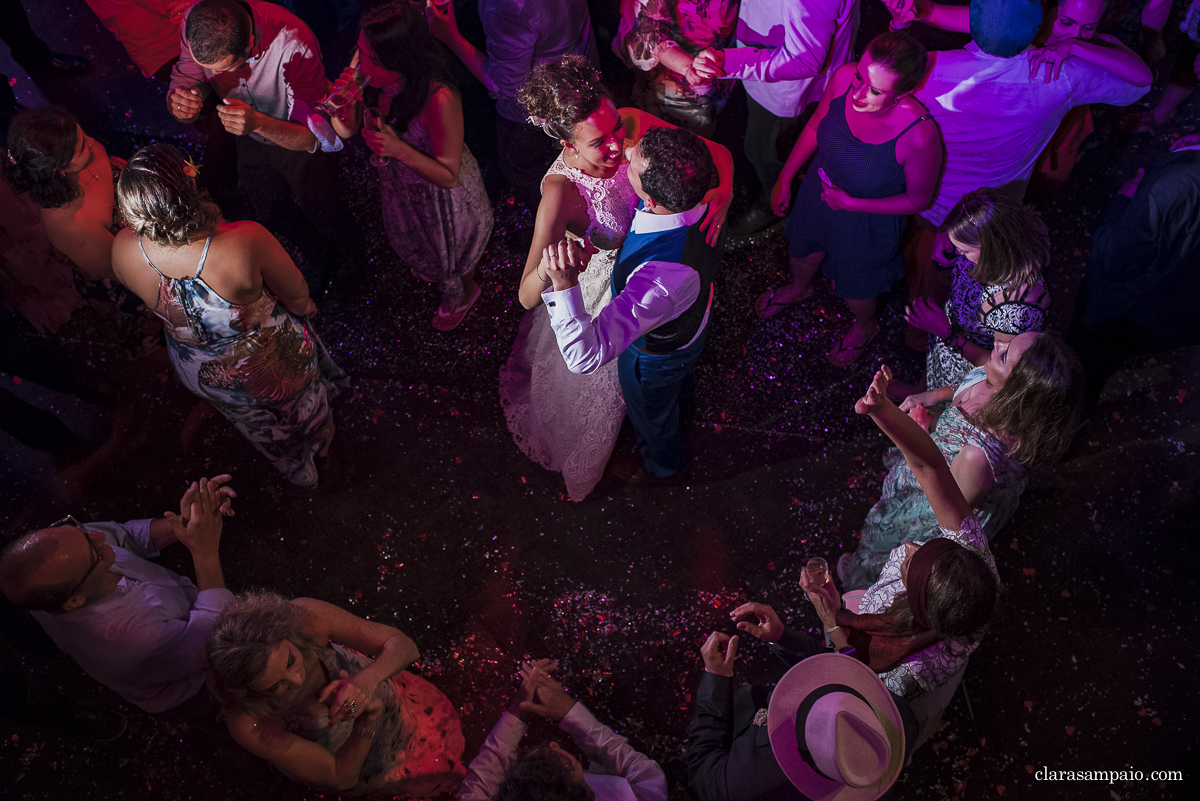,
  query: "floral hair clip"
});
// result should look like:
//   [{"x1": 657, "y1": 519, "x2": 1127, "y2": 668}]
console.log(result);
[
  {"x1": 527, "y1": 115, "x2": 559, "y2": 139},
  {"x1": 182, "y1": 156, "x2": 202, "y2": 178},
  {"x1": 5, "y1": 150, "x2": 15, "y2": 164}
]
